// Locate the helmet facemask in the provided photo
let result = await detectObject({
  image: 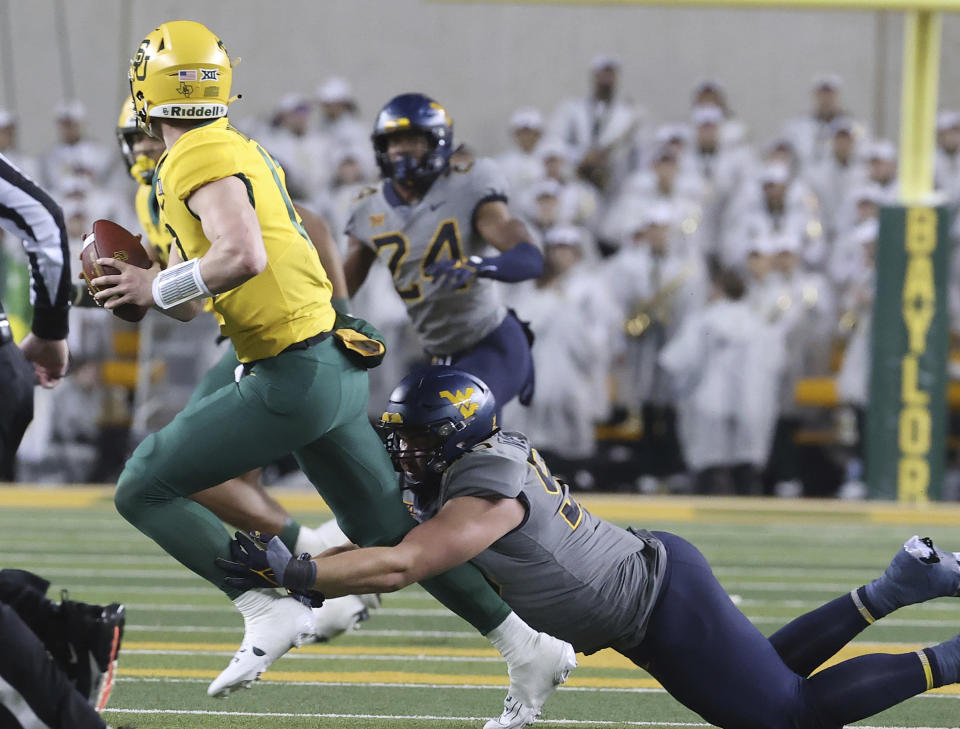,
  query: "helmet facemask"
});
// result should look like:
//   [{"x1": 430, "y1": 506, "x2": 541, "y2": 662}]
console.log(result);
[
  {"x1": 381, "y1": 414, "x2": 495, "y2": 484},
  {"x1": 116, "y1": 126, "x2": 158, "y2": 185},
  {"x1": 374, "y1": 128, "x2": 450, "y2": 193},
  {"x1": 371, "y1": 94, "x2": 454, "y2": 192}
]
